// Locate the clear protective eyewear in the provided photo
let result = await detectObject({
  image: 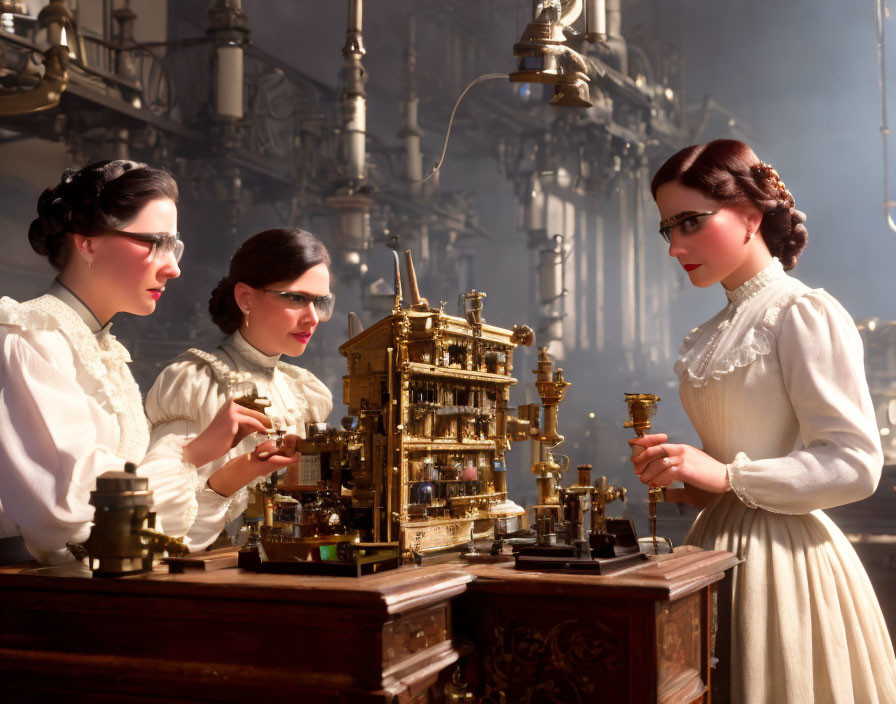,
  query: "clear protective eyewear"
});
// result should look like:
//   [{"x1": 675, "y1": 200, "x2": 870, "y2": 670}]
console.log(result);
[
  {"x1": 658, "y1": 211, "x2": 716, "y2": 243},
  {"x1": 262, "y1": 289, "x2": 335, "y2": 321},
  {"x1": 102, "y1": 228, "x2": 184, "y2": 262}
]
